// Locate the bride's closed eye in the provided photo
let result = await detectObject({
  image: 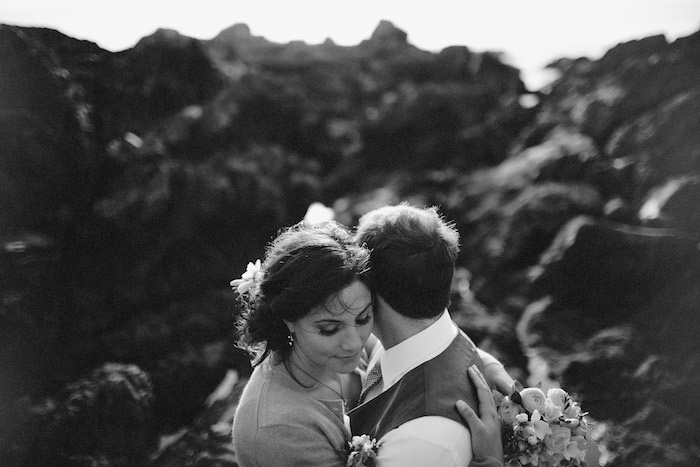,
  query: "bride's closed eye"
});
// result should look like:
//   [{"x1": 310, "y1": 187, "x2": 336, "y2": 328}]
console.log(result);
[
  {"x1": 318, "y1": 326, "x2": 340, "y2": 336},
  {"x1": 355, "y1": 311, "x2": 372, "y2": 326},
  {"x1": 316, "y1": 309, "x2": 372, "y2": 336}
]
